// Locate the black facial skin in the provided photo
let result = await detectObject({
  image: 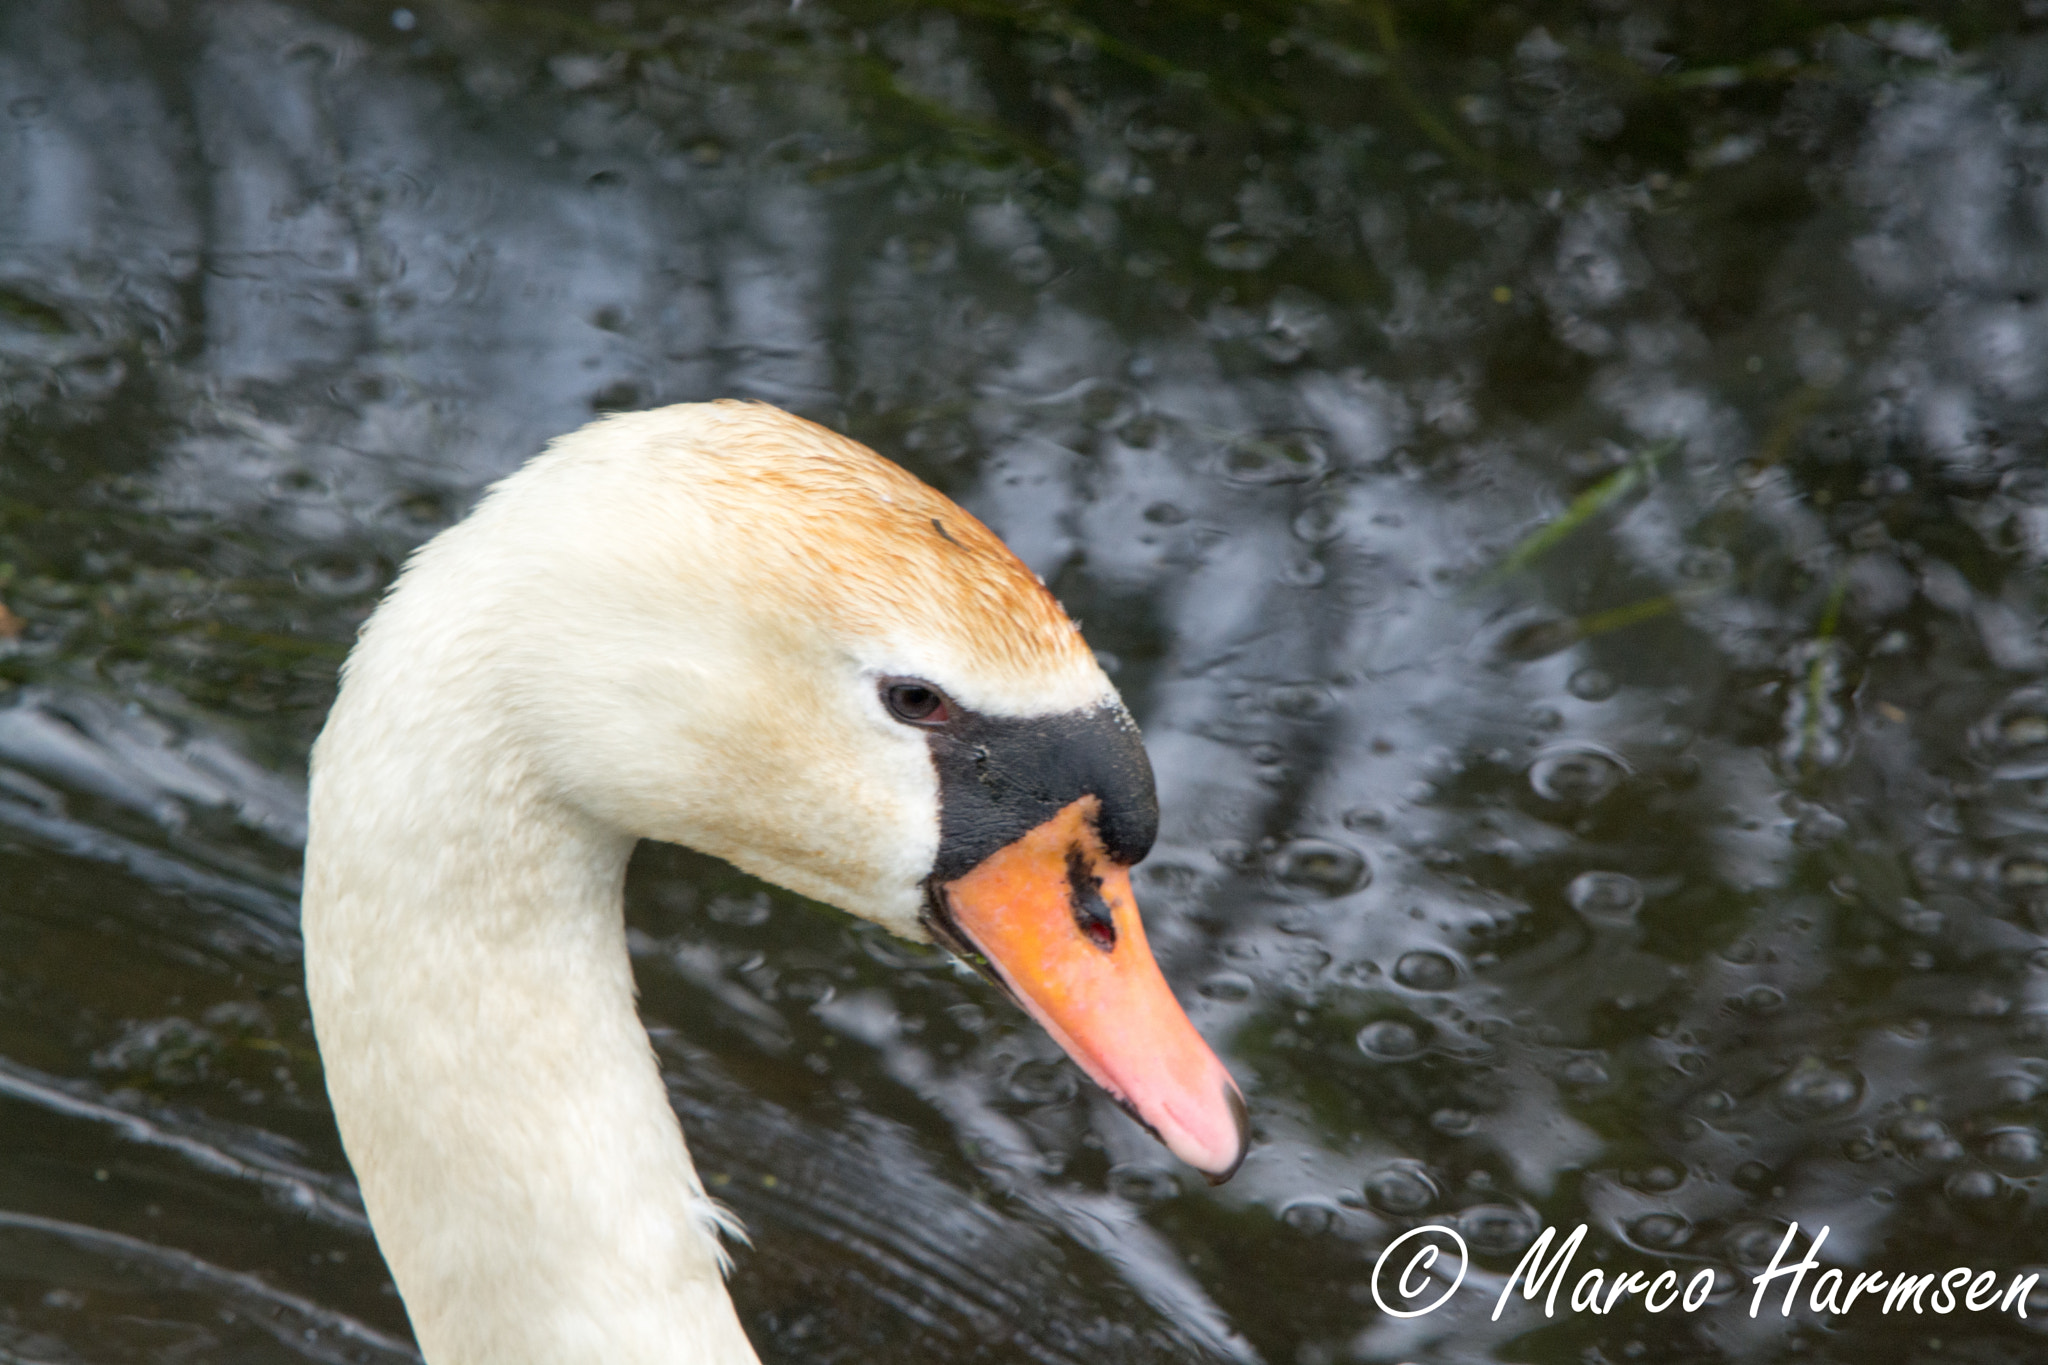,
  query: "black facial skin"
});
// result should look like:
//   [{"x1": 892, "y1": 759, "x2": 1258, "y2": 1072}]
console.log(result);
[
  {"x1": 885, "y1": 678, "x2": 1158, "y2": 972},
  {"x1": 918, "y1": 696, "x2": 1158, "y2": 884}
]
